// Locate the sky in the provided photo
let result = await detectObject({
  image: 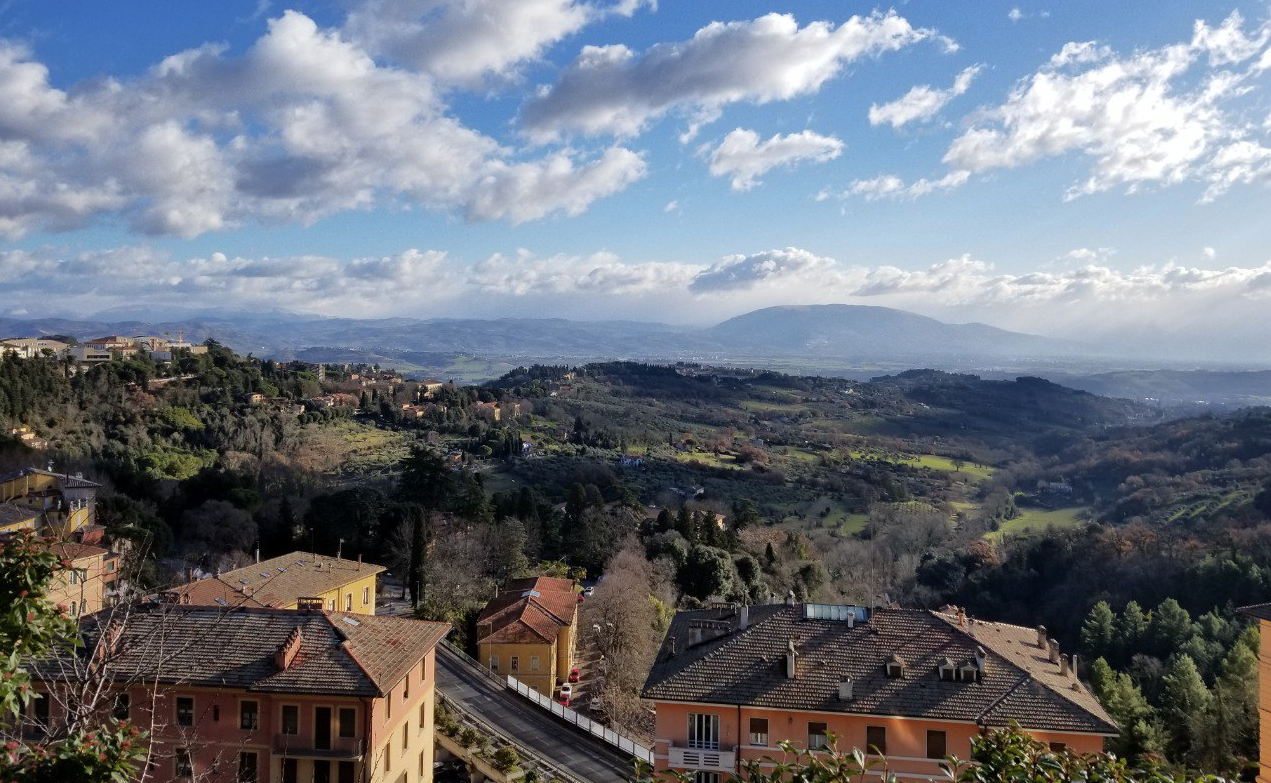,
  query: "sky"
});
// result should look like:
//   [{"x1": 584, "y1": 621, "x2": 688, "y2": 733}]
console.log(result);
[{"x1": 2, "y1": 0, "x2": 1271, "y2": 355}]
